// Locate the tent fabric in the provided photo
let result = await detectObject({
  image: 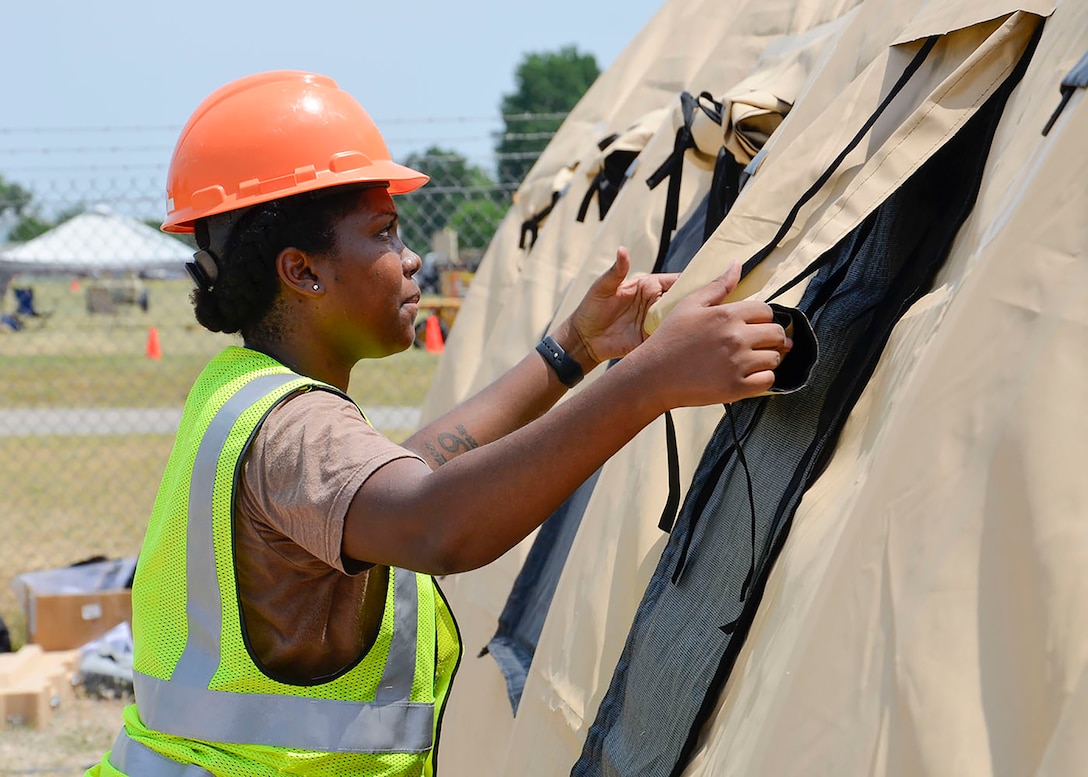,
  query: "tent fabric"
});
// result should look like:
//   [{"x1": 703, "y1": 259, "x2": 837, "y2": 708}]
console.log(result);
[
  {"x1": 0, "y1": 204, "x2": 192, "y2": 275},
  {"x1": 517, "y1": 164, "x2": 577, "y2": 250},
  {"x1": 484, "y1": 467, "x2": 604, "y2": 712},
  {"x1": 426, "y1": 0, "x2": 1088, "y2": 774},
  {"x1": 645, "y1": 7, "x2": 1054, "y2": 324},
  {"x1": 574, "y1": 62, "x2": 1033, "y2": 775},
  {"x1": 477, "y1": 19, "x2": 836, "y2": 711},
  {"x1": 575, "y1": 107, "x2": 671, "y2": 226},
  {"x1": 423, "y1": 0, "x2": 829, "y2": 770},
  {"x1": 420, "y1": 0, "x2": 732, "y2": 764},
  {"x1": 676, "y1": 4, "x2": 1086, "y2": 774},
  {"x1": 428, "y1": 1, "x2": 864, "y2": 774}
]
